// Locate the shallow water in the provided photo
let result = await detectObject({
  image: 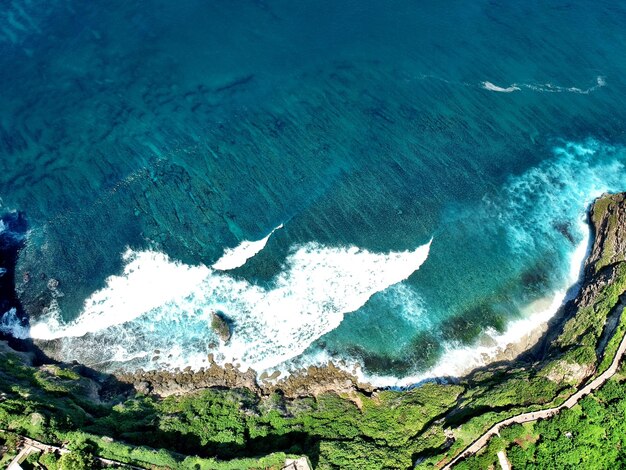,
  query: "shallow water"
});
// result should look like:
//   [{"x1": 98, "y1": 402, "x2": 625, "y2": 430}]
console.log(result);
[{"x1": 1, "y1": 0, "x2": 626, "y2": 383}]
